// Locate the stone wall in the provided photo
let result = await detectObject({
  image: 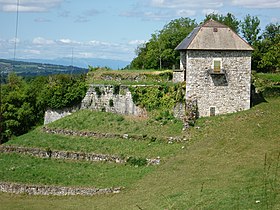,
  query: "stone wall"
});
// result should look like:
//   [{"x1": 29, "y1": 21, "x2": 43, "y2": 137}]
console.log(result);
[
  {"x1": 173, "y1": 70, "x2": 185, "y2": 83},
  {"x1": 44, "y1": 105, "x2": 80, "y2": 125},
  {"x1": 81, "y1": 84, "x2": 147, "y2": 117},
  {"x1": 183, "y1": 50, "x2": 251, "y2": 117},
  {"x1": 43, "y1": 85, "x2": 148, "y2": 125},
  {"x1": 0, "y1": 182, "x2": 122, "y2": 196},
  {"x1": 0, "y1": 145, "x2": 161, "y2": 165}
]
